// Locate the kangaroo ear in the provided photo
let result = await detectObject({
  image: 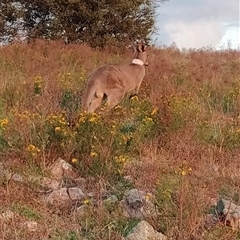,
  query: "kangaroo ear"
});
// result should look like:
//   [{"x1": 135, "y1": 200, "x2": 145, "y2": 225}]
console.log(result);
[
  {"x1": 127, "y1": 43, "x2": 137, "y2": 52},
  {"x1": 137, "y1": 43, "x2": 147, "y2": 52},
  {"x1": 131, "y1": 43, "x2": 137, "y2": 52},
  {"x1": 137, "y1": 43, "x2": 143, "y2": 52},
  {"x1": 142, "y1": 45, "x2": 147, "y2": 52}
]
